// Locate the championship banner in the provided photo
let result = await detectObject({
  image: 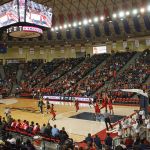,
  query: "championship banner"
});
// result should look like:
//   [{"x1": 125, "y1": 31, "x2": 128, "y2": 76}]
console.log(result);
[
  {"x1": 30, "y1": 48, "x2": 34, "y2": 54},
  {"x1": 19, "y1": 48, "x2": 23, "y2": 55},
  {"x1": 50, "y1": 48, "x2": 55, "y2": 54},
  {"x1": 135, "y1": 40, "x2": 139, "y2": 48},
  {"x1": 40, "y1": 49, "x2": 44, "y2": 55},
  {"x1": 71, "y1": 47, "x2": 75, "y2": 53},
  {"x1": 81, "y1": 47, "x2": 85, "y2": 52},
  {"x1": 123, "y1": 41, "x2": 127, "y2": 49},
  {"x1": 146, "y1": 39, "x2": 150, "y2": 46},
  {"x1": 112, "y1": 42, "x2": 116, "y2": 49},
  {"x1": 60, "y1": 47, "x2": 64, "y2": 53}
]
